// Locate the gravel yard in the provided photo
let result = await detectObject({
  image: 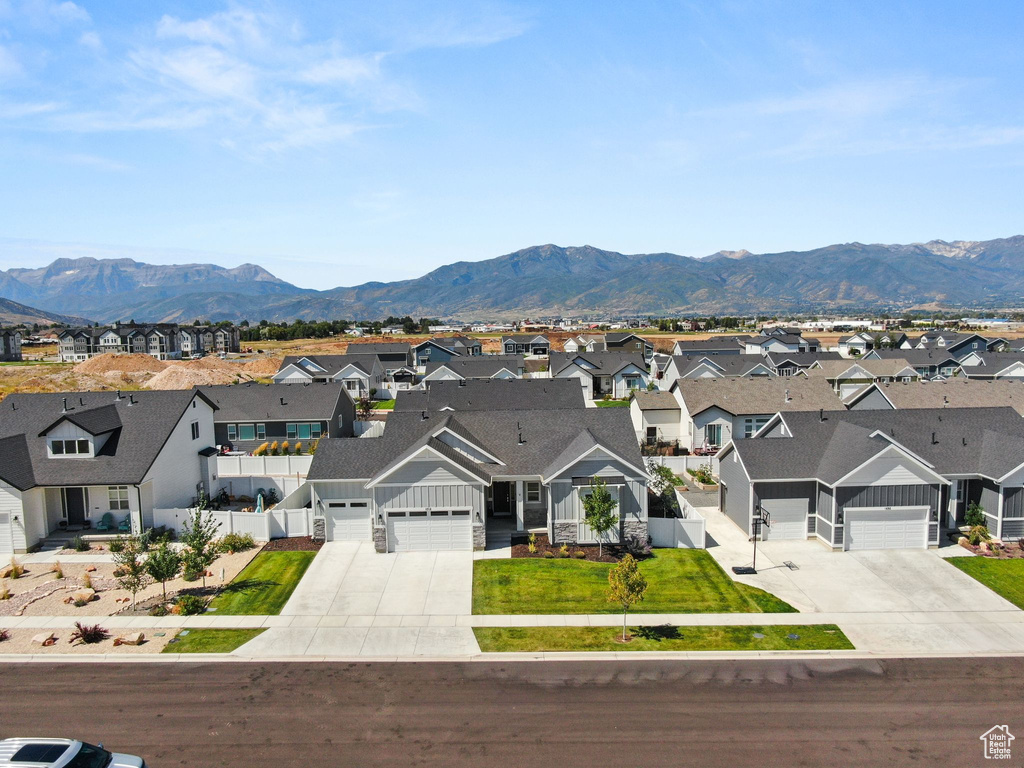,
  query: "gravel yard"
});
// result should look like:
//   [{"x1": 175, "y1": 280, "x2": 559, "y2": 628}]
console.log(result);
[{"x1": 0, "y1": 627, "x2": 175, "y2": 654}]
